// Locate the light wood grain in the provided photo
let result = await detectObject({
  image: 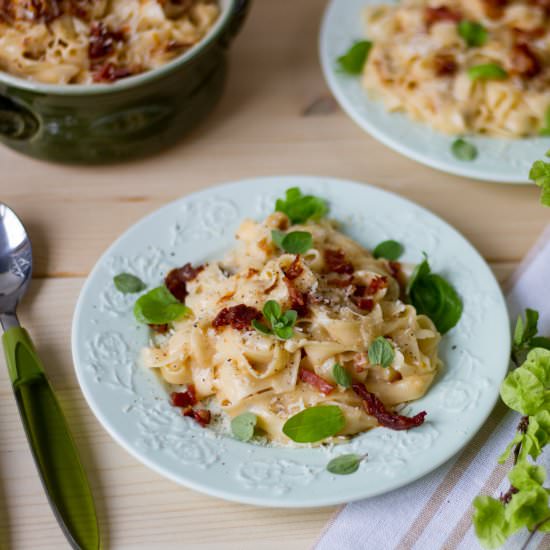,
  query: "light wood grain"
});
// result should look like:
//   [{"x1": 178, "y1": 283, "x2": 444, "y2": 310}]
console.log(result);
[{"x1": 0, "y1": 0, "x2": 543, "y2": 548}]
